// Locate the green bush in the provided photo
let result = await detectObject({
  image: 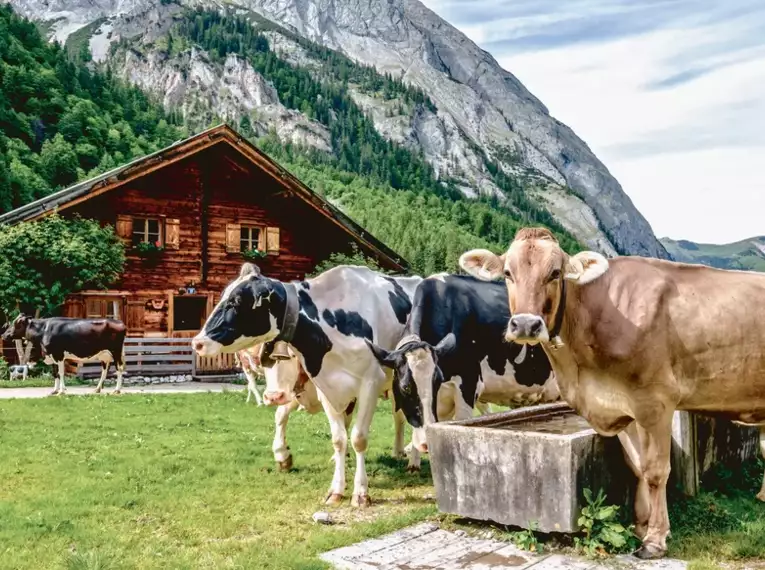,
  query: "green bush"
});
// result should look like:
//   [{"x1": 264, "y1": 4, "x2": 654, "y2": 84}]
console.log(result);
[
  {"x1": 0, "y1": 214, "x2": 125, "y2": 317},
  {"x1": 574, "y1": 488, "x2": 638, "y2": 558},
  {"x1": 309, "y1": 243, "x2": 388, "y2": 277}
]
